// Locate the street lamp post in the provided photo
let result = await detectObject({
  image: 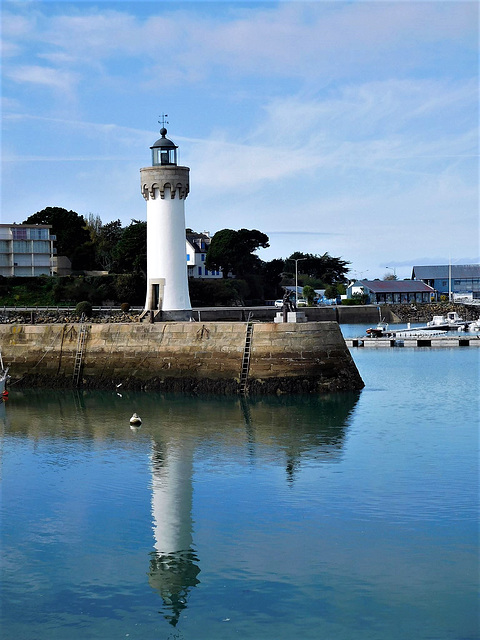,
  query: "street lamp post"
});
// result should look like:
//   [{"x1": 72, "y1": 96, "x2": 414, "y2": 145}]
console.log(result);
[{"x1": 385, "y1": 266, "x2": 397, "y2": 278}]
